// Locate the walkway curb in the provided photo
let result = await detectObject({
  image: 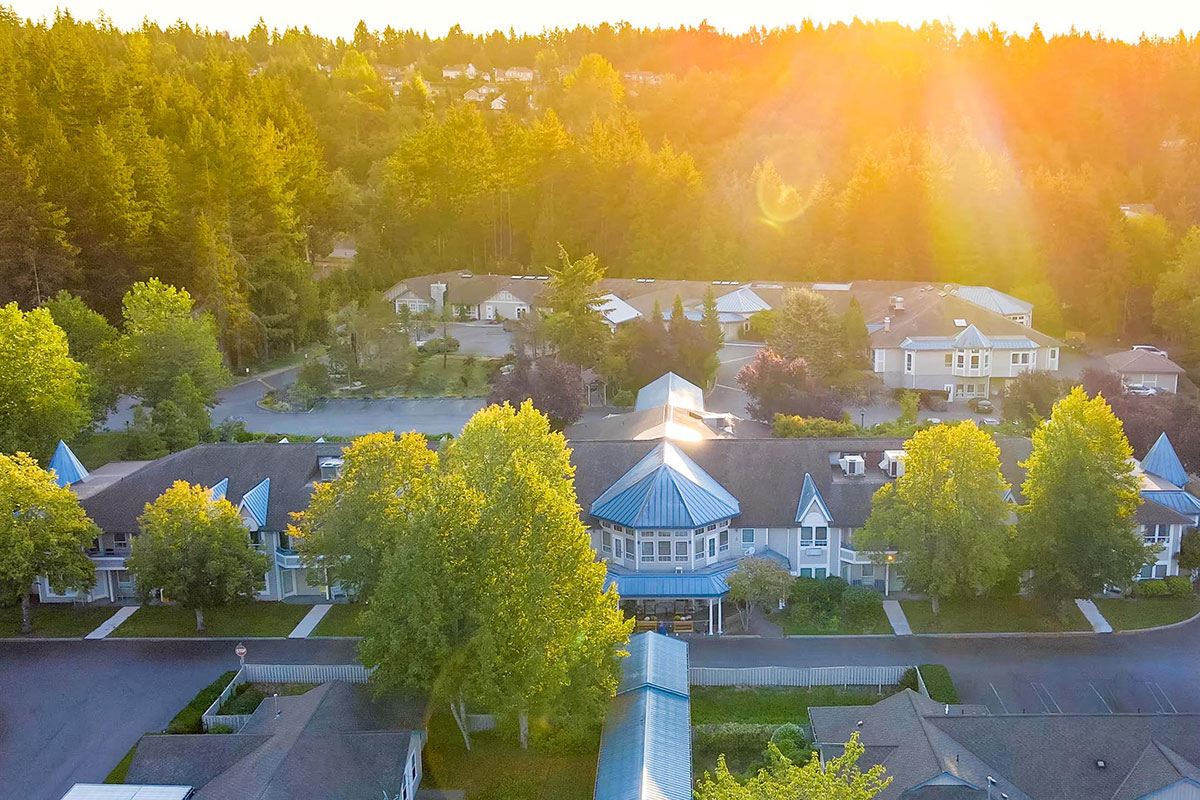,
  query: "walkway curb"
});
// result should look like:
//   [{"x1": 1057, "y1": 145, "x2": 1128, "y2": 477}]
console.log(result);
[
  {"x1": 84, "y1": 606, "x2": 139, "y2": 640},
  {"x1": 1075, "y1": 598, "x2": 1113, "y2": 634},
  {"x1": 287, "y1": 604, "x2": 332, "y2": 639}
]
